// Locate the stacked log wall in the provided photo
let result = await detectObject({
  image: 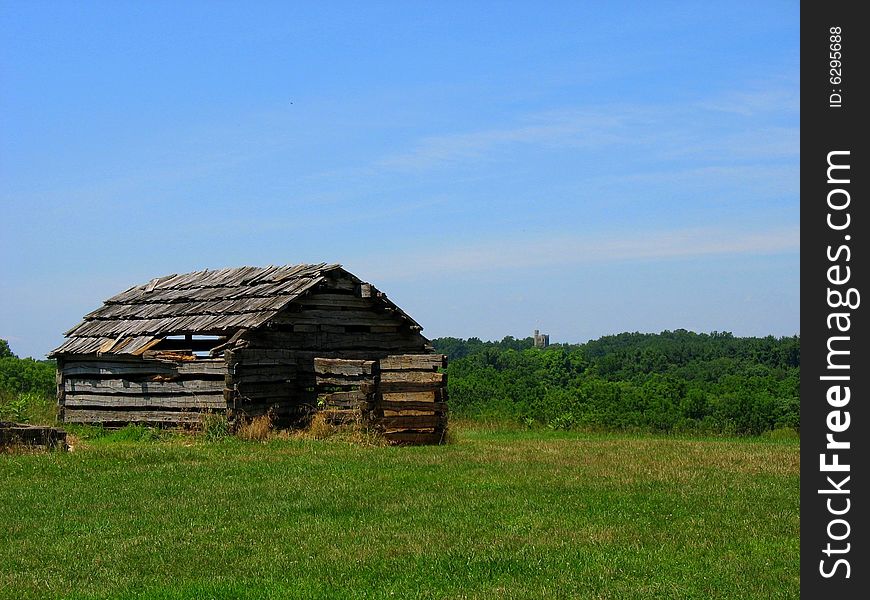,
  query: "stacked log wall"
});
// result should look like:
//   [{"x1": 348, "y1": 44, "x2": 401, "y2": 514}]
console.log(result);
[
  {"x1": 313, "y1": 354, "x2": 448, "y2": 445},
  {"x1": 375, "y1": 354, "x2": 447, "y2": 444},
  {"x1": 235, "y1": 275, "x2": 432, "y2": 417},
  {"x1": 59, "y1": 356, "x2": 227, "y2": 426},
  {"x1": 245, "y1": 275, "x2": 429, "y2": 353},
  {"x1": 313, "y1": 358, "x2": 377, "y2": 423},
  {"x1": 223, "y1": 348, "x2": 300, "y2": 421}
]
